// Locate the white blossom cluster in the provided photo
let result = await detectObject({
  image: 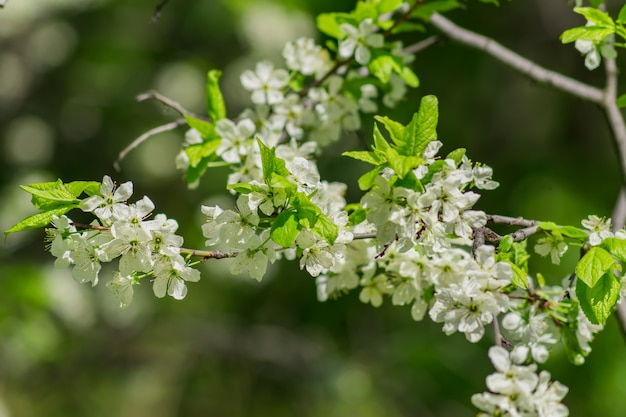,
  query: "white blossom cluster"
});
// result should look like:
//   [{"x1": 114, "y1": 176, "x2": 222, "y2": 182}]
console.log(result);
[
  {"x1": 472, "y1": 346, "x2": 569, "y2": 417},
  {"x1": 317, "y1": 141, "x2": 511, "y2": 343},
  {"x1": 47, "y1": 175, "x2": 199, "y2": 307},
  {"x1": 200, "y1": 158, "x2": 354, "y2": 281},
  {"x1": 178, "y1": 2, "x2": 414, "y2": 187}
]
